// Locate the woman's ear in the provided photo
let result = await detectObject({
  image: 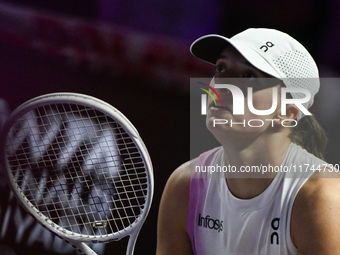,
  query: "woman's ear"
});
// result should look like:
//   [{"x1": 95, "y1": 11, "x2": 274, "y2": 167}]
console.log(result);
[{"x1": 273, "y1": 104, "x2": 300, "y2": 126}]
